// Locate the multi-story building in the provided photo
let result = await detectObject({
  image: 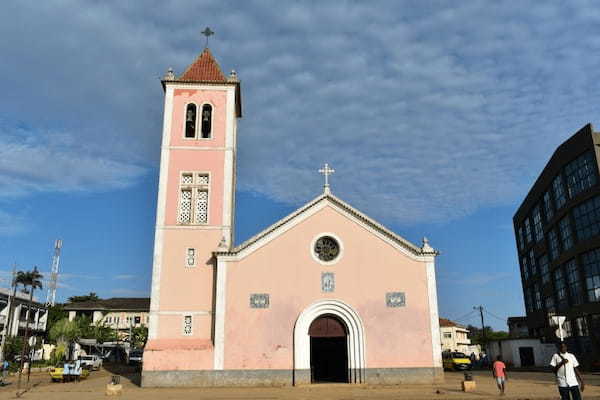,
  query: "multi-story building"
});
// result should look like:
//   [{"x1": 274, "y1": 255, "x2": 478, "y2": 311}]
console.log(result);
[
  {"x1": 439, "y1": 318, "x2": 474, "y2": 354},
  {"x1": 64, "y1": 297, "x2": 149, "y2": 340},
  {"x1": 0, "y1": 289, "x2": 48, "y2": 342},
  {"x1": 513, "y1": 123, "x2": 600, "y2": 367}
]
